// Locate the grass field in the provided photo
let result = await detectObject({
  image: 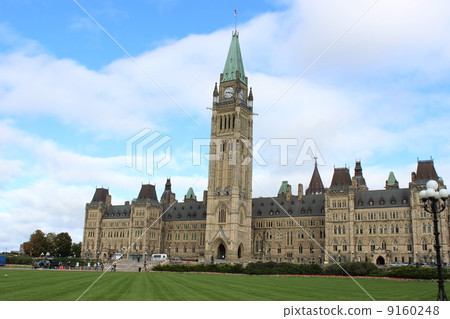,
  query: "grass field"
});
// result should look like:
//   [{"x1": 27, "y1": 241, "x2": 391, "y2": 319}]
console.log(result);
[{"x1": 0, "y1": 268, "x2": 447, "y2": 301}]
